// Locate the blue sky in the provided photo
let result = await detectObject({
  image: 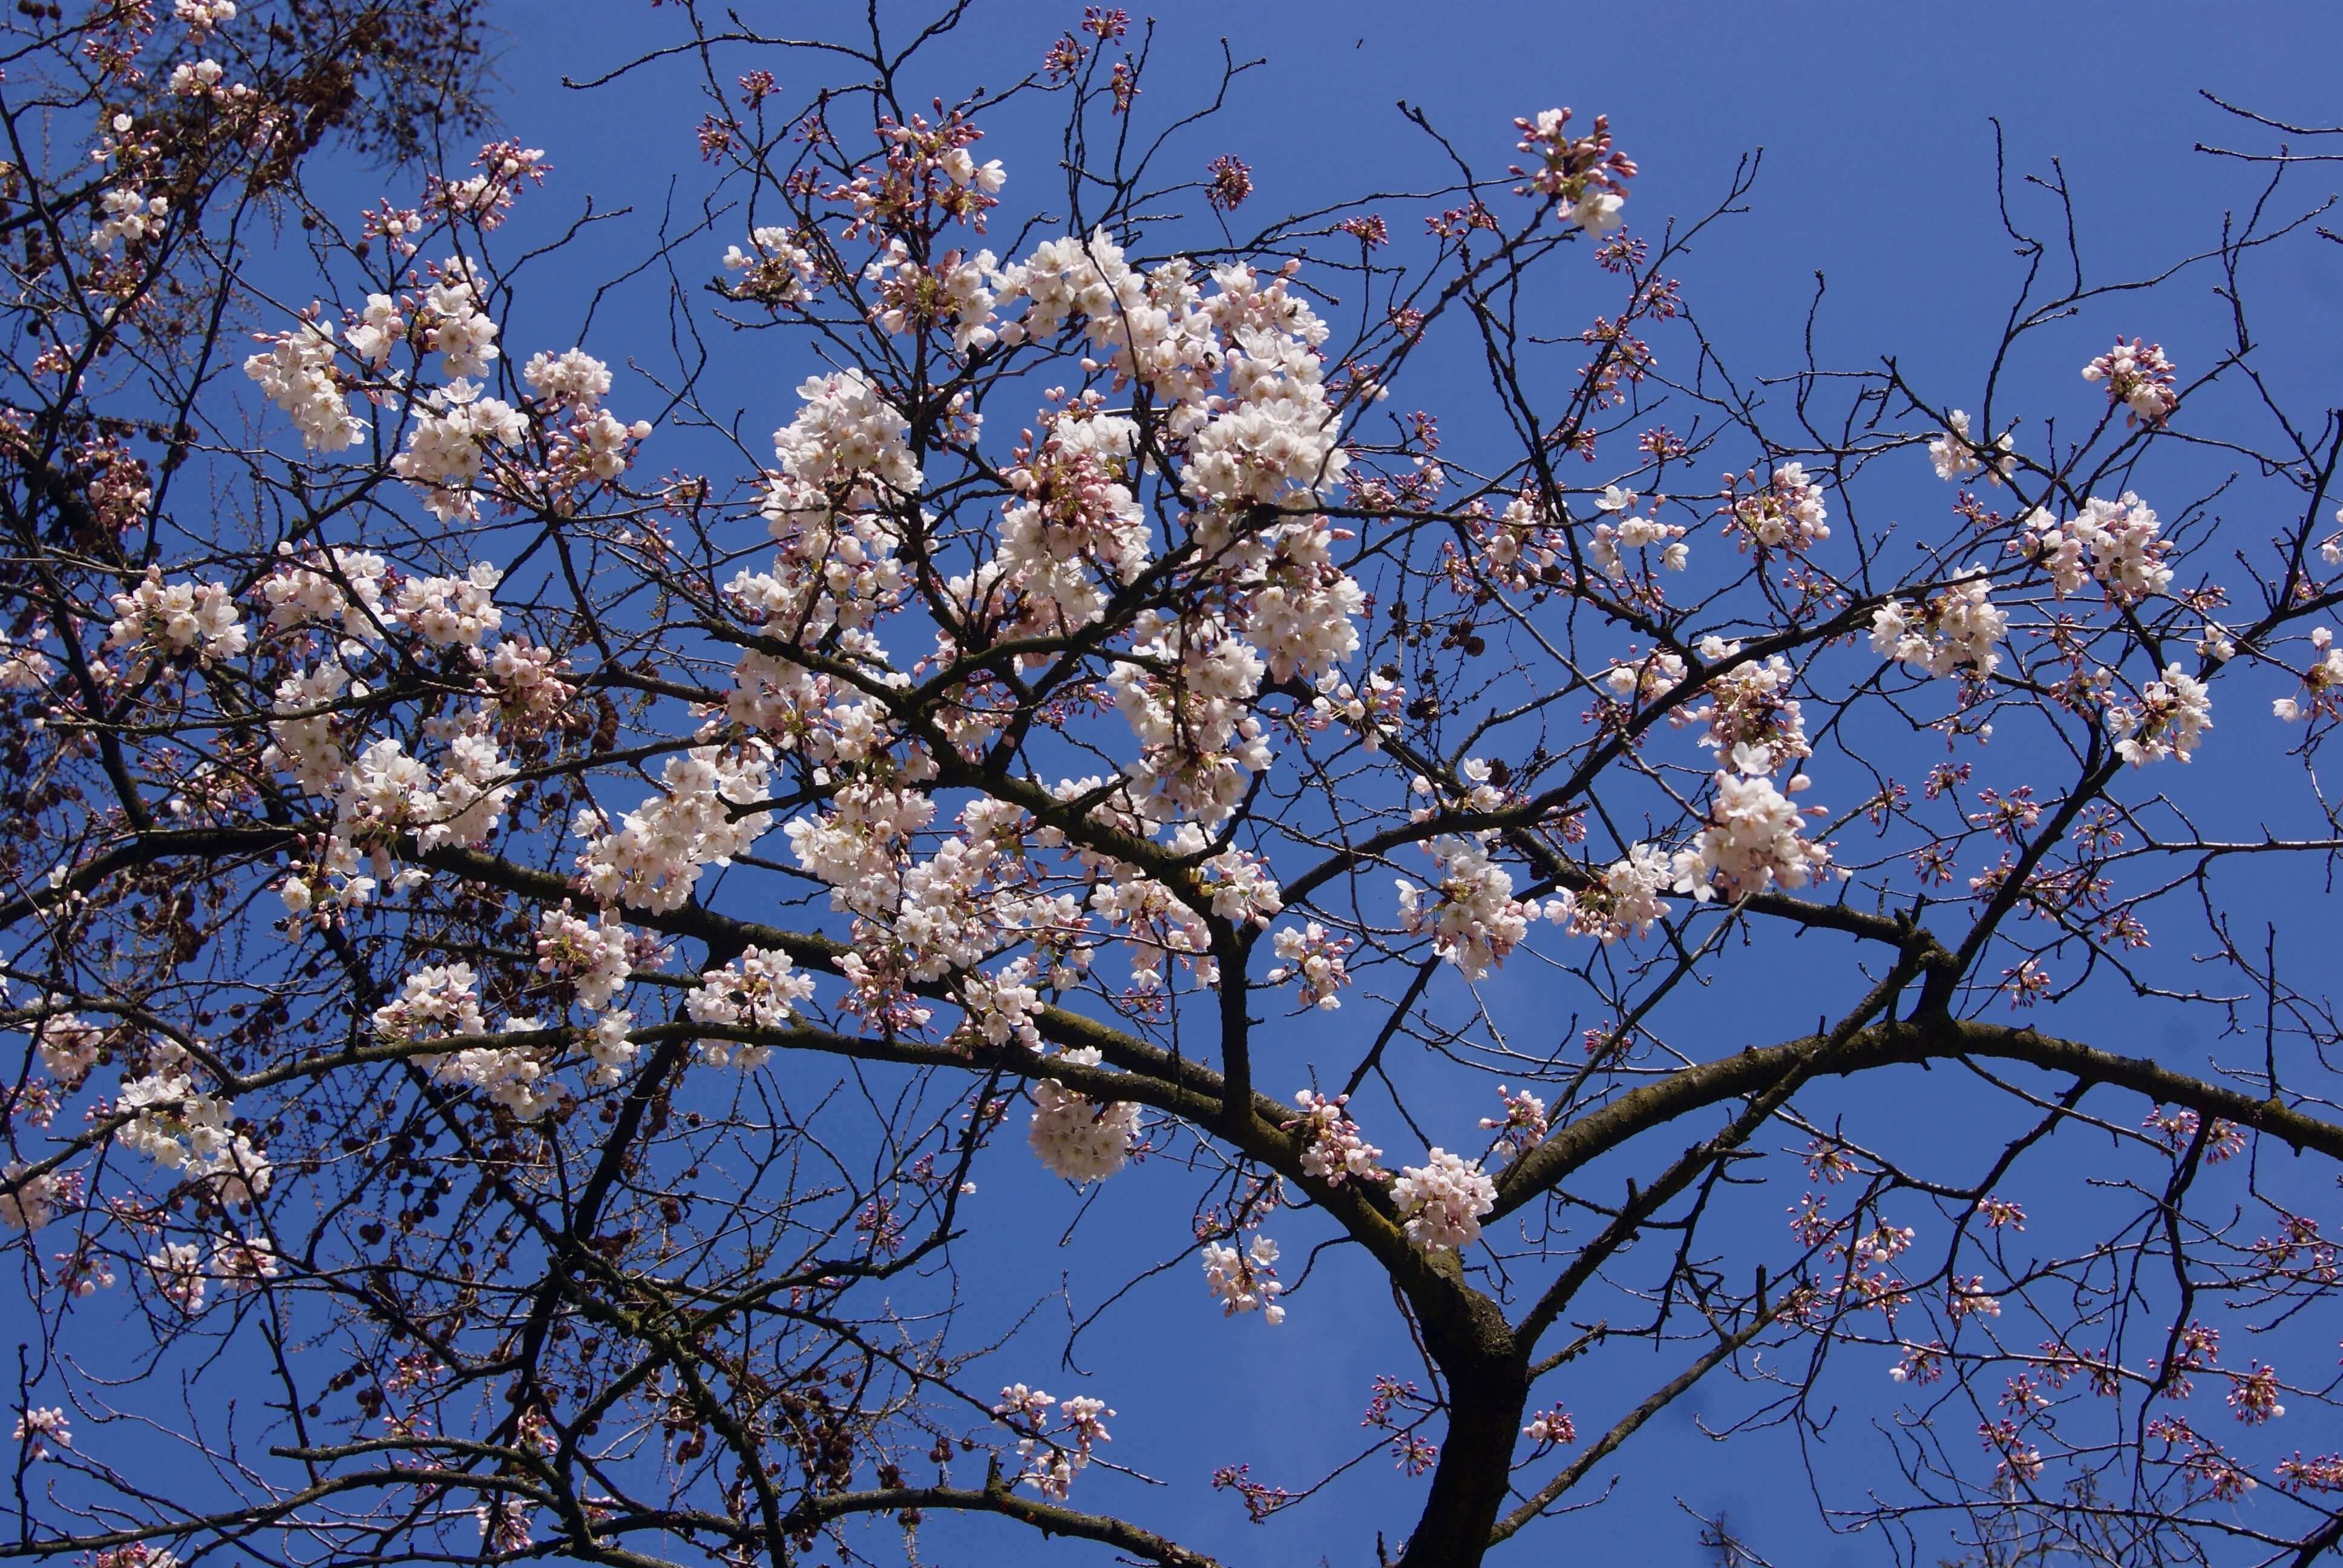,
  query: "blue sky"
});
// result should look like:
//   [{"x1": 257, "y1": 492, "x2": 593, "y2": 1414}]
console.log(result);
[{"x1": 375, "y1": 3, "x2": 2343, "y2": 1563}]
